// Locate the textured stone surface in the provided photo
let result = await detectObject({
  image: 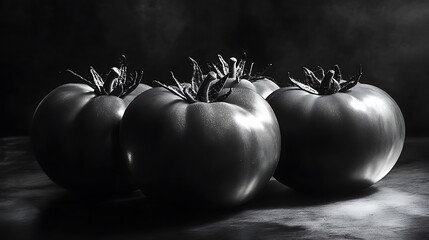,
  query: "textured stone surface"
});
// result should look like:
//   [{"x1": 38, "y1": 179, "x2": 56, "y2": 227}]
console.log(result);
[{"x1": 0, "y1": 137, "x2": 428, "y2": 240}]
